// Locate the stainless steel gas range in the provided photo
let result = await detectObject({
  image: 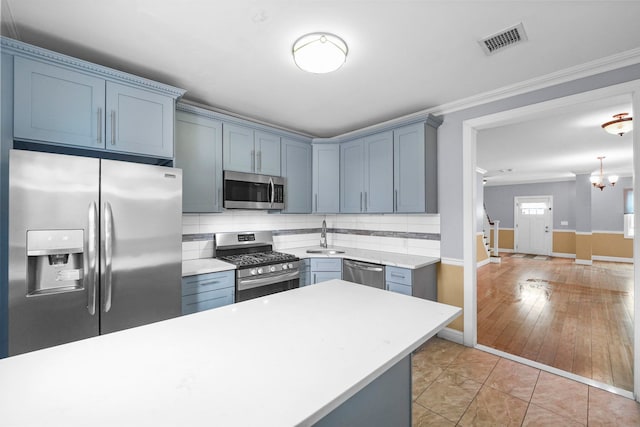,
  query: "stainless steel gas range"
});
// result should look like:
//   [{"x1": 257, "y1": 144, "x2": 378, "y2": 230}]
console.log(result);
[{"x1": 215, "y1": 231, "x2": 300, "y2": 302}]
